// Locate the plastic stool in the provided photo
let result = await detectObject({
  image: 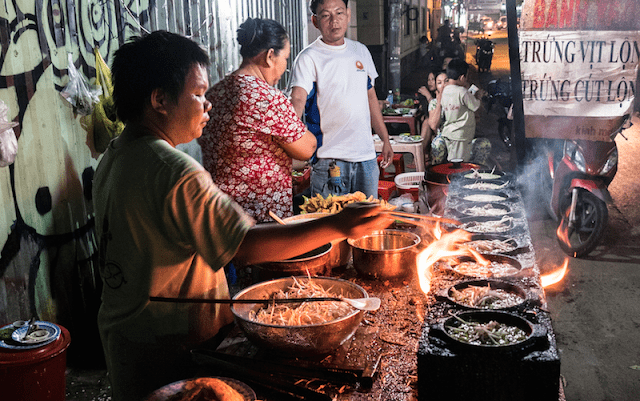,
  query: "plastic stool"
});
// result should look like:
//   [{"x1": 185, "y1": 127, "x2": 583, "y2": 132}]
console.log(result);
[
  {"x1": 378, "y1": 180, "x2": 397, "y2": 201},
  {"x1": 378, "y1": 154, "x2": 405, "y2": 180}
]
